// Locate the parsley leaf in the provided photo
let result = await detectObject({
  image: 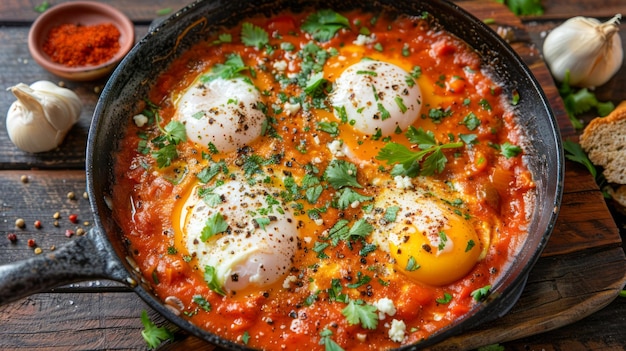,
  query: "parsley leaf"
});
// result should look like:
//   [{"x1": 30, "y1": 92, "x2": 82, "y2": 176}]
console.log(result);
[
  {"x1": 377, "y1": 126, "x2": 463, "y2": 176},
  {"x1": 140, "y1": 310, "x2": 175, "y2": 349},
  {"x1": 563, "y1": 139, "x2": 597, "y2": 178},
  {"x1": 200, "y1": 212, "x2": 229, "y2": 241},
  {"x1": 204, "y1": 265, "x2": 226, "y2": 296},
  {"x1": 324, "y1": 159, "x2": 362, "y2": 189},
  {"x1": 500, "y1": 142, "x2": 522, "y2": 159},
  {"x1": 341, "y1": 300, "x2": 378, "y2": 329},
  {"x1": 302, "y1": 9, "x2": 350, "y2": 42},
  {"x1": 241, "y1": 22, "x2": 269, "y2": 49},
  {"x1": 334, "y1": 188, "x2": 373, "y2": 210}
]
